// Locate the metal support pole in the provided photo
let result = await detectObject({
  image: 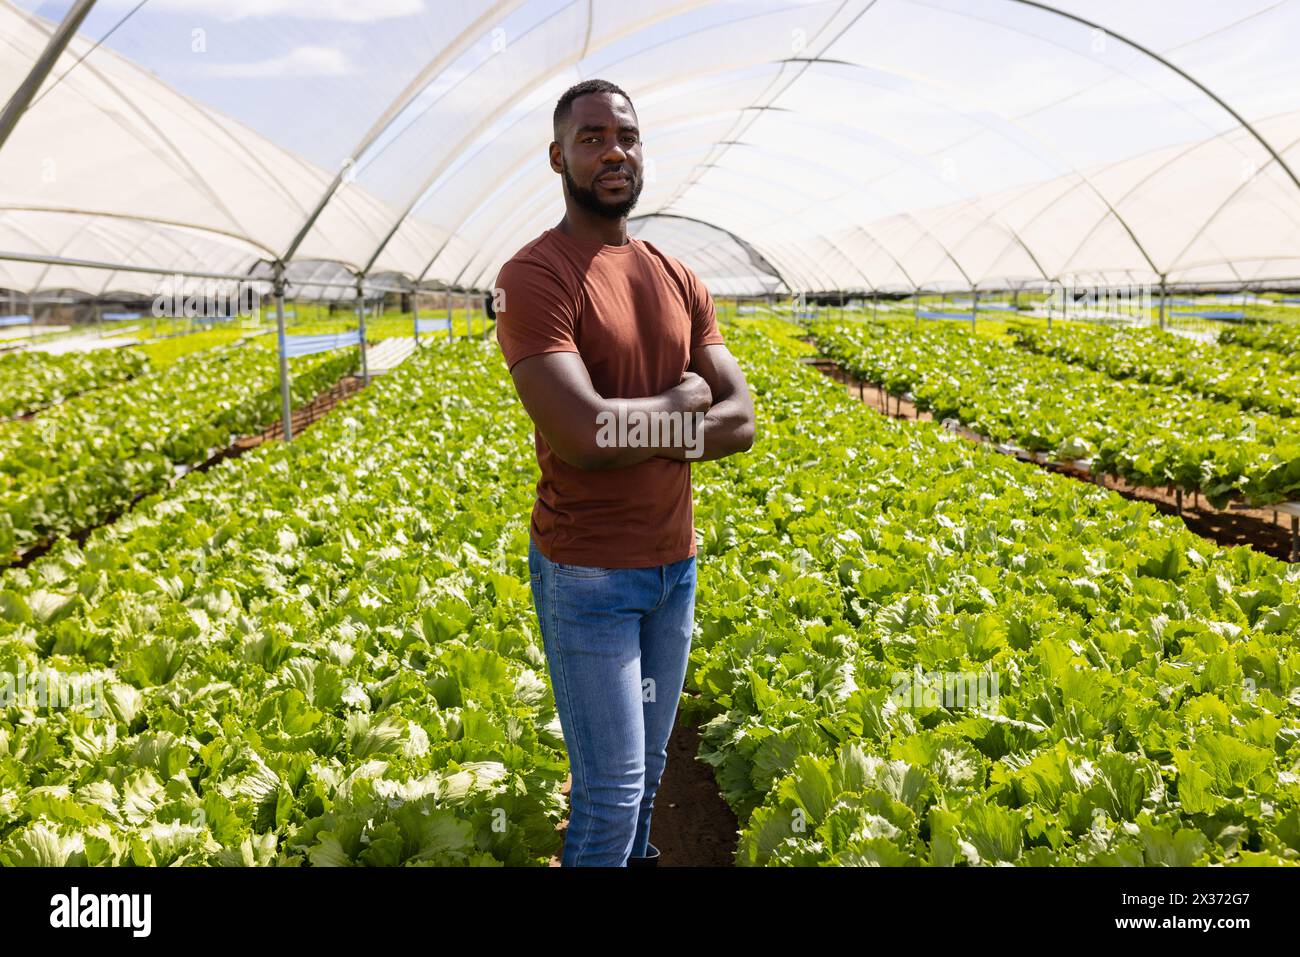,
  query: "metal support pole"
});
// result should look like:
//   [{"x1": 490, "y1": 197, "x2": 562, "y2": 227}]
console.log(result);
[
  {"x1": 355, "y1": 278, "x2": 370, "y2": 386},
  {"x1": 913, "y1": 289, "x2": 920, "y2": 325},
  {"x1": 464, "y1": 289, "x2": 472, "y2": 339},
  {"x1": 971, "y1": 288, "x2": 979, "y2": 334},
  {"x1": 1159, "y1": 276, "x2": 1168, "y2": 330},
  {"x1": 273, "y1": 264, "x2": 293, "y2": 442},
  {"x1": 412, "y1": 290, "x2": 420, "y2": 348},
  {"x1": 446, "y1": 288, "x2": 454, "y2": 341},
  {"x1": 0, "y1": 0, "x2": 98, "y2": 151}
]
